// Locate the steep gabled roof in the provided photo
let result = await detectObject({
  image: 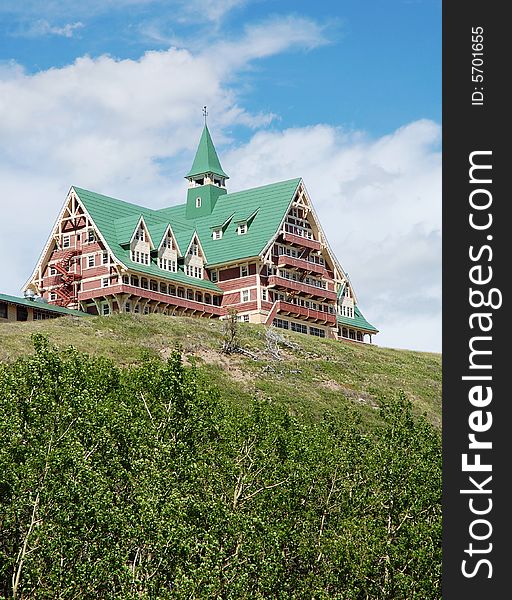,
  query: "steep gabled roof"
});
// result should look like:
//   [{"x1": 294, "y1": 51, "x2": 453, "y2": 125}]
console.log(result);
[
  {"x1": 186, "y1": 124, "x2": 229, "y2": 179},
  {"x1": 157, "y1": 178, "x2": 301, "y2": 266},
  {"x1": 72, "y1": 177, "x2": 300, "y2": 288}
]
